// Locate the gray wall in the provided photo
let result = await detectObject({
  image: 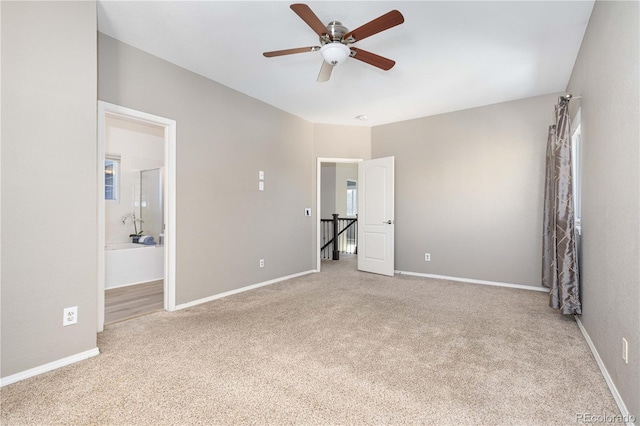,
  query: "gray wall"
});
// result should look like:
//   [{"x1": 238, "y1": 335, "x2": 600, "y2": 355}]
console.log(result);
[
  {"x1": 334, "y1": 163, "x2": 358, "y2": 217},
  {"x1": 313, "y1": 124, "x2": 371, "y2": 160},
  {"x1": 99, "y1": 34, "x2": 315, "y2": 304},
  {"x1": 566, "y1": 0, "x2": 639, "y2": 417},
  {"x1": 321, "y1": 164, "x2": 337, "y2": 219},
  {"x1": 320, "y1": 163, "x2": 359, "y2": 219},
  {"x1": 372, "y1": 93, "x2": 560, "y2": 287},
  {"x1": 1, "y1": 1, "x2": 98, "y2": 377}
]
